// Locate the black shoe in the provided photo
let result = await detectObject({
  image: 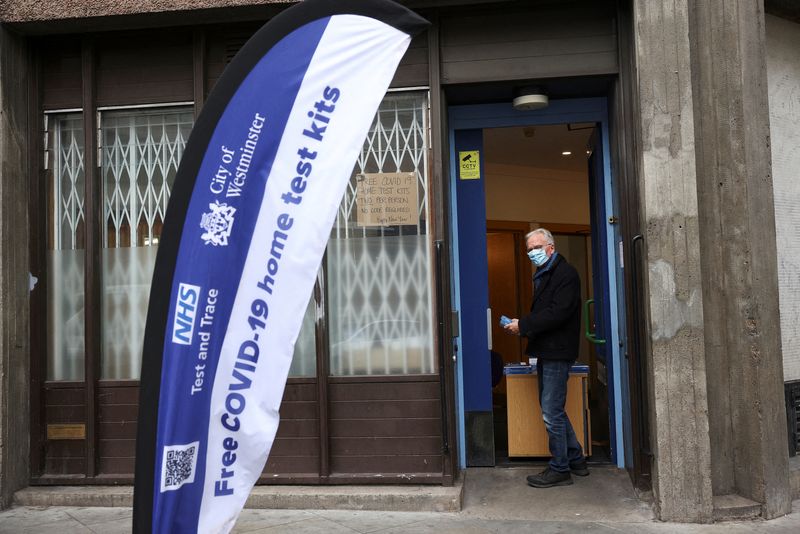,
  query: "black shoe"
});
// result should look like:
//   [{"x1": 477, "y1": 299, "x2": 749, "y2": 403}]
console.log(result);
[
  {"x1": 569, "y1": 459, "x2": 589, "y2": 477},
  {"x1": 526, "y1": 467, "x2": 573, "y2": 488}
]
